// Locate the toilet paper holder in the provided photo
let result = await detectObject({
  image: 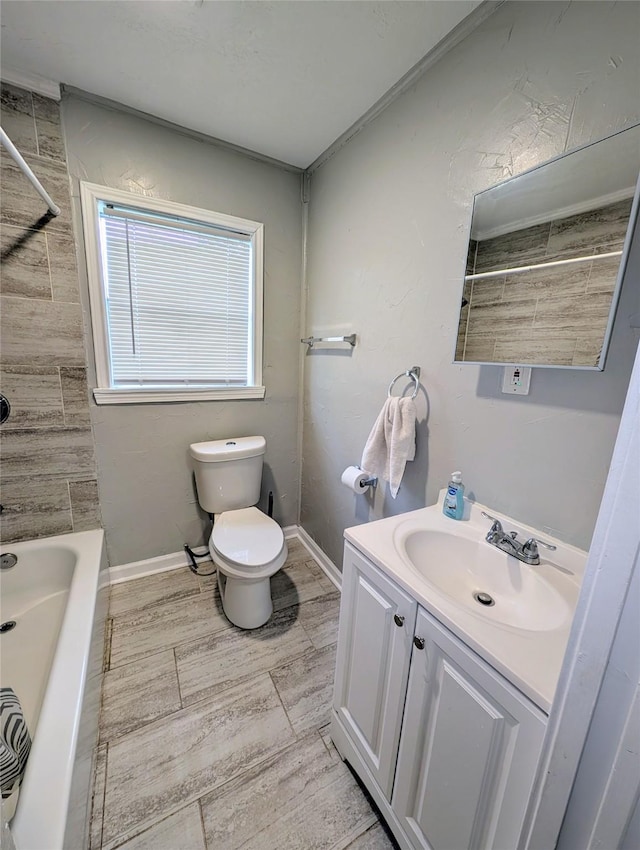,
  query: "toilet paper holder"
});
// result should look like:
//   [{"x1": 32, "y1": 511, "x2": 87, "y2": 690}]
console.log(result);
[
  {"x1": 358, "y1": 470, "x2": 378, "y2": 488},
  {"x1": 354, "y1": 466, "x2": 378, "y2": 489},
  {"x1": 341, "y1": 465, "x2": 378, "y2": 494}
]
